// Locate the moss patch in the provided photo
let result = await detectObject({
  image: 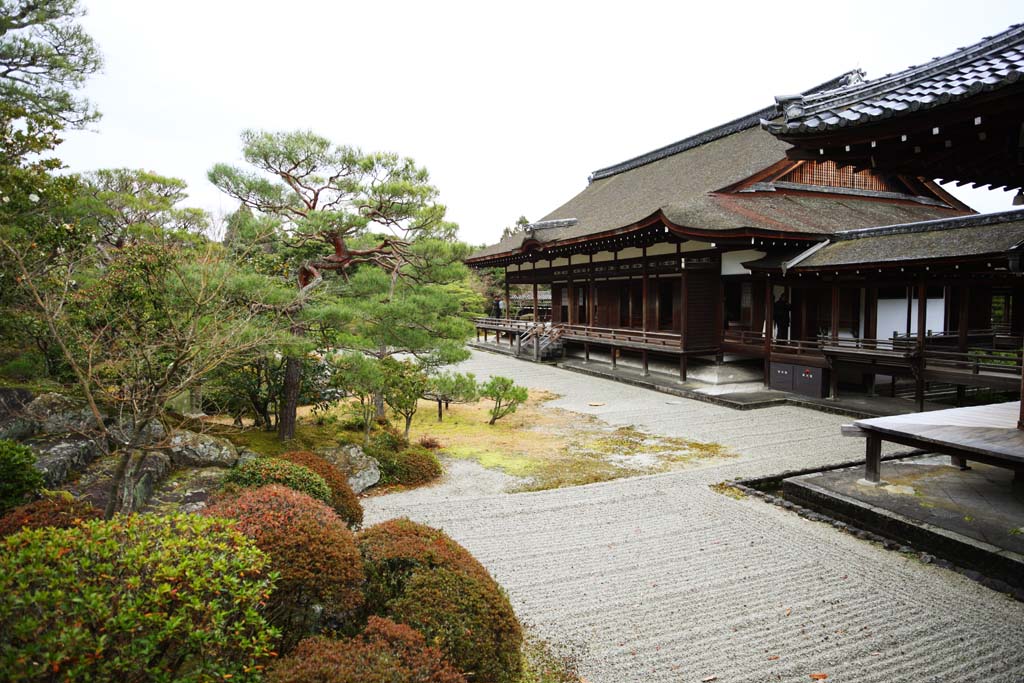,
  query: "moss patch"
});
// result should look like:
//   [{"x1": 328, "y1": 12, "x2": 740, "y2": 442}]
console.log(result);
[{"x1": 406, "y1": 390, "x2": 731, "y2": 492}]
